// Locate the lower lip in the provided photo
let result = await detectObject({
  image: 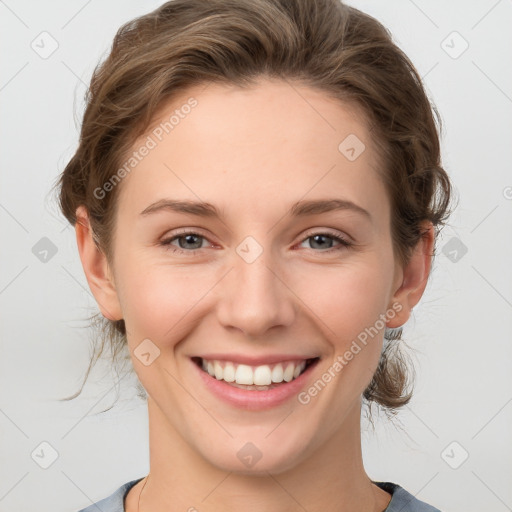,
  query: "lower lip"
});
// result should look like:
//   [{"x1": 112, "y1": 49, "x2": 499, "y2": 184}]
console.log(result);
[{"x1": 192, "y1": 358, "x2": 319, "y2": 411}]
